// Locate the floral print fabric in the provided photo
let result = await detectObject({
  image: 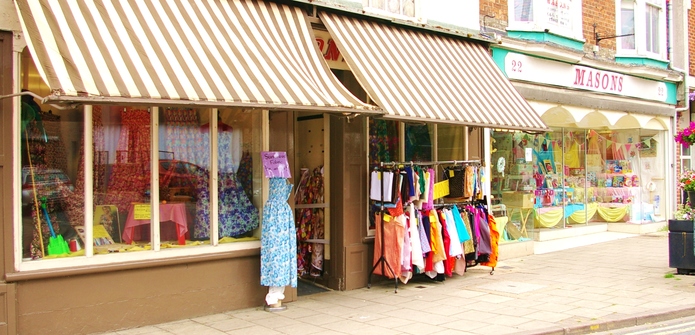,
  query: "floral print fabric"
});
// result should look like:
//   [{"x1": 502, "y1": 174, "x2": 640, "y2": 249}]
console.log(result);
[
  {"x1": 192, "y1": 168, "x2": 259, "y2": 239},
  {"x1": 294, "y1": 167, "x2": 325, "y2": 277},
  {"x1": 261, "y1": 178, "x2": 297, "y2": 287},
  {"x1": 104, "y1": 109, "x2": 150, "y2": 212}
]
